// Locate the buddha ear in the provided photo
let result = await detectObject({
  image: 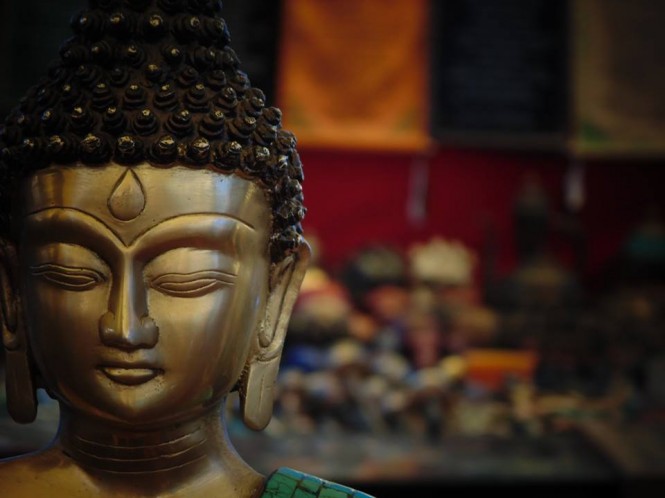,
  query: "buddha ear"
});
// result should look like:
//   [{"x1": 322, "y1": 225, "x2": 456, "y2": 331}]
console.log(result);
[
  {"x1": 240, "y1": 240, "x2": 311, "y2": 431},
  {"x1": 0, "y1": 239, "x2": 37, "y2": 424},
  {"x1": 0, "y1": 240, "x2": 19, "y2": 350}
]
